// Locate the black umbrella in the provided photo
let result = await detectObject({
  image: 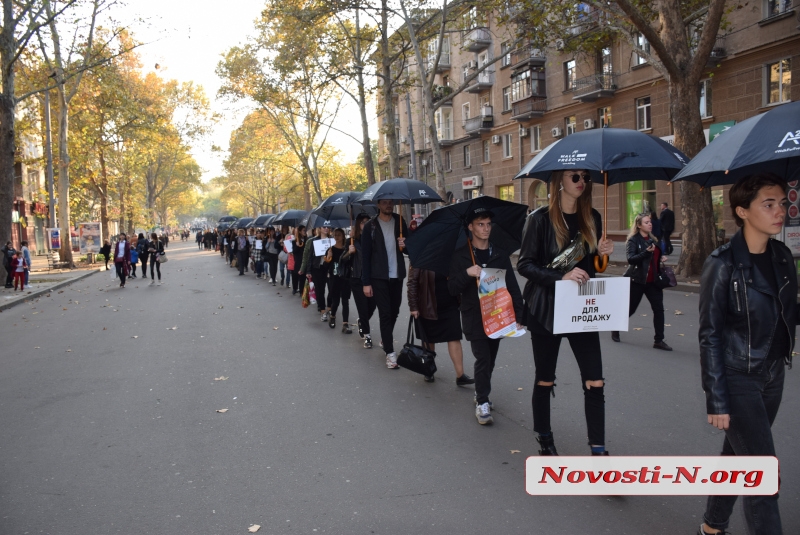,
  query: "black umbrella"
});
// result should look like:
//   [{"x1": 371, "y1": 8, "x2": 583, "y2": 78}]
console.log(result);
[
  {"x1": 671, "y1": 100, "x2": 800, "y2": 187},
  {"x1": 252, "y1": 214, "x2": 276, "y2": 228},
  {"x1": 272, "y1": 209, "x2": 308, "y2": 227},
  {"x1": 301, "y1": 213, "x2": 352, "y2": 229},
  {"x1": 405, "y1": 196, "x2": 528, "y2": 275},
  {"x1": 235, "y1": 217, "x2": 255, "y2": 230},
  {"x1": 312, "y1": 192, "x2": 378, "y2": 243},
  {"x1": 354, "y1": 178, "x2": 443, "y2": 244},
  {"x1": 514, "y1": 128, "x2": 689, "y2": 272}
]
